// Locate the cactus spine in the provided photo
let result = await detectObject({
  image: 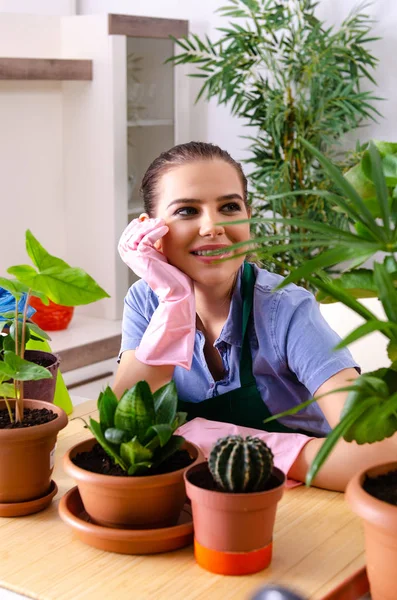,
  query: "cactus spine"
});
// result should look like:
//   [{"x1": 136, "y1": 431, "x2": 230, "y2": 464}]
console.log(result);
[{"x1": 208, "y1": 435, "x2": 274, "y2": 493}]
